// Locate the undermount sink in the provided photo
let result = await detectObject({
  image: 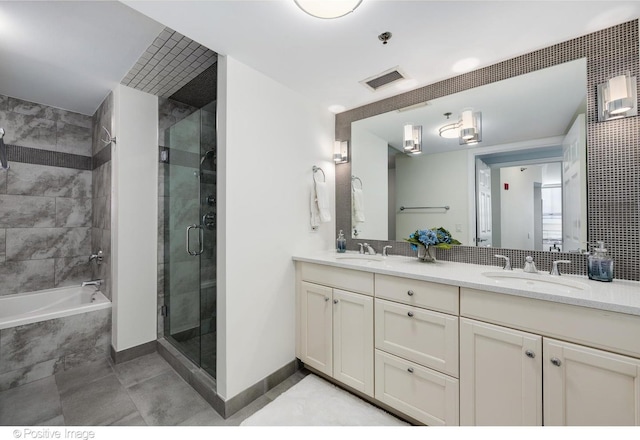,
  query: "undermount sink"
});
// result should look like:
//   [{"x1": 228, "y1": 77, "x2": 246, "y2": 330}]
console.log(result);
[
  {"x1": 335, "y1": 254, "x2": 384, "y2": 262},
  {"x1": 481, "y1": 271, "x2": 590, "y2": 293}
]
